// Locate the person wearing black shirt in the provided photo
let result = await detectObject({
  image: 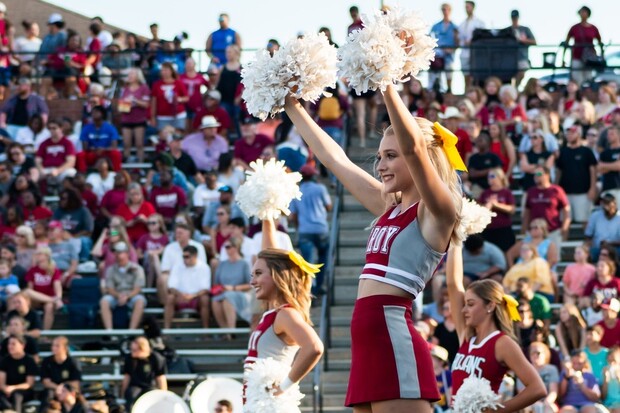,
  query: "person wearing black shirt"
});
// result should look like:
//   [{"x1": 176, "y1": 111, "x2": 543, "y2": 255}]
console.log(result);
[
  {"x1": 41, "y1": 336, "x2": 82, "y2": 401},
  {"x1": 598, "y1": 125, "x2": 620, "y2": 201},
  {"x1": 56, "y1": 383, "x2": 87, "y2": 413},
  {"x1": 519, "y1": 129, "x2": 554, "y2": 190},
  {"x1": 122, "y1": 336, "x2": 167, "y2": 411},
  {"x1": 0, "y1": 315, "x2": 38, "y2": 362},
  {"x1": 0, "y1": 335, "x2": 38, "y2": 412},
  {"x1": 6, "y1": 292, "x2": 42, "y2": 338},
  {"x1": 467, "y1": 133, "x2": 502, "y2": 197},
  {"x1": 556, "y1": 125, "x2": 598, "y2": 224},
  {"x1": 168, "y1": 132, "x2": 198, "y2": 182},
  {"x1": 432, "y1": 302, "x2": 460, "y2": 364}
]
